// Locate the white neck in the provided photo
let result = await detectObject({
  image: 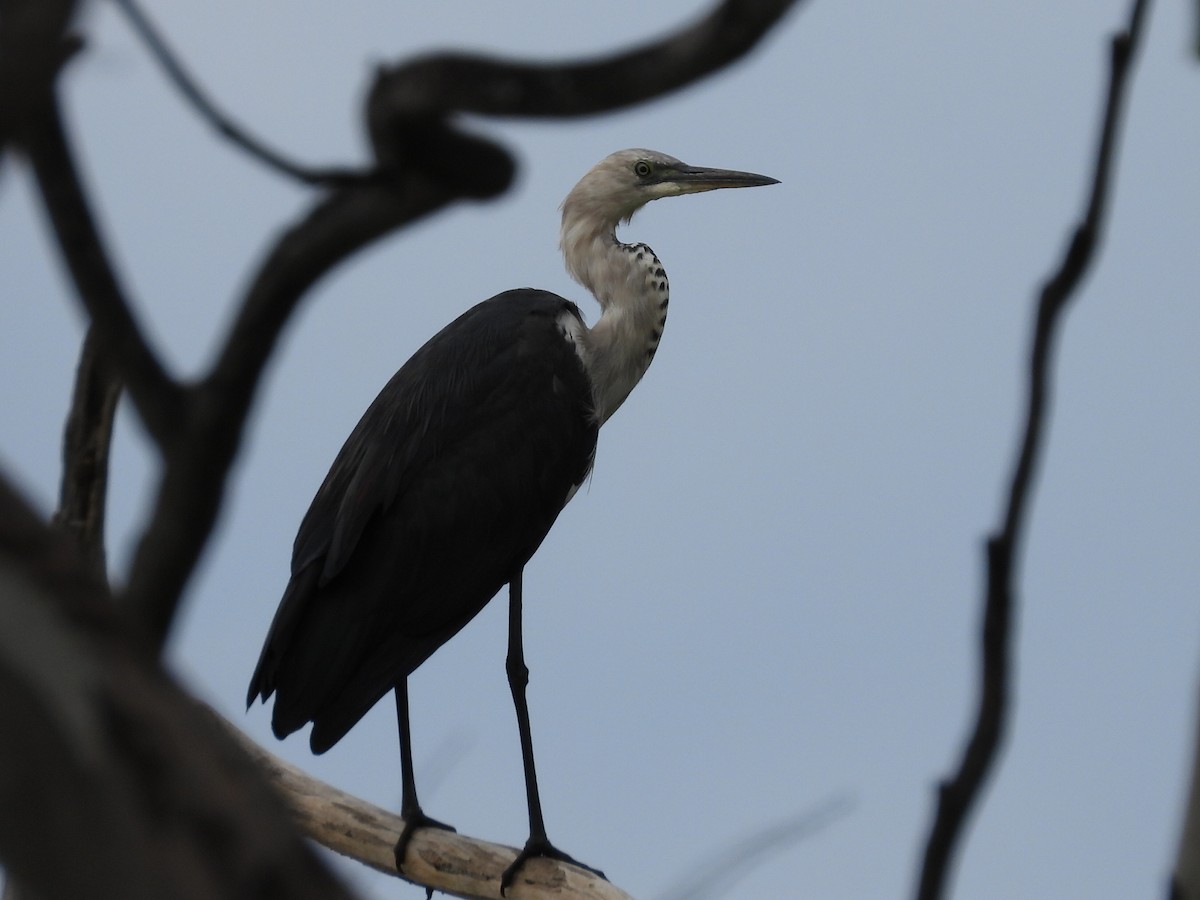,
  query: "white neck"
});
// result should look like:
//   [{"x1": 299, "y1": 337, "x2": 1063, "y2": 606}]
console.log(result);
[{"x1": 560, "y1": 210, "x2": 669, "y2": 425}]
